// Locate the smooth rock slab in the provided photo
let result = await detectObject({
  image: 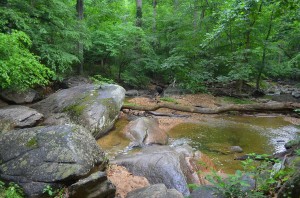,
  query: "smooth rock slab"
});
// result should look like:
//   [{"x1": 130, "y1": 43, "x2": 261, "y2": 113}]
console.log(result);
[
  {"x1": 125, "y1": 117, "x2": 168, "y2": 147},
  {"x1": 0, "y1": 125, "x2": 105, "y2": 197},
  {"x1": 31, "y1": 83, "x2": 125, "y2": 138},
  {"x1": 0, "y1": 105, "x2": 43, "y2": 133},
  {"x1": 126, "y1": 184, "x2": 184, "y2": 198},
  {"x1": 112, "y1": 146, "x2": 194, "y2": 196}
]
